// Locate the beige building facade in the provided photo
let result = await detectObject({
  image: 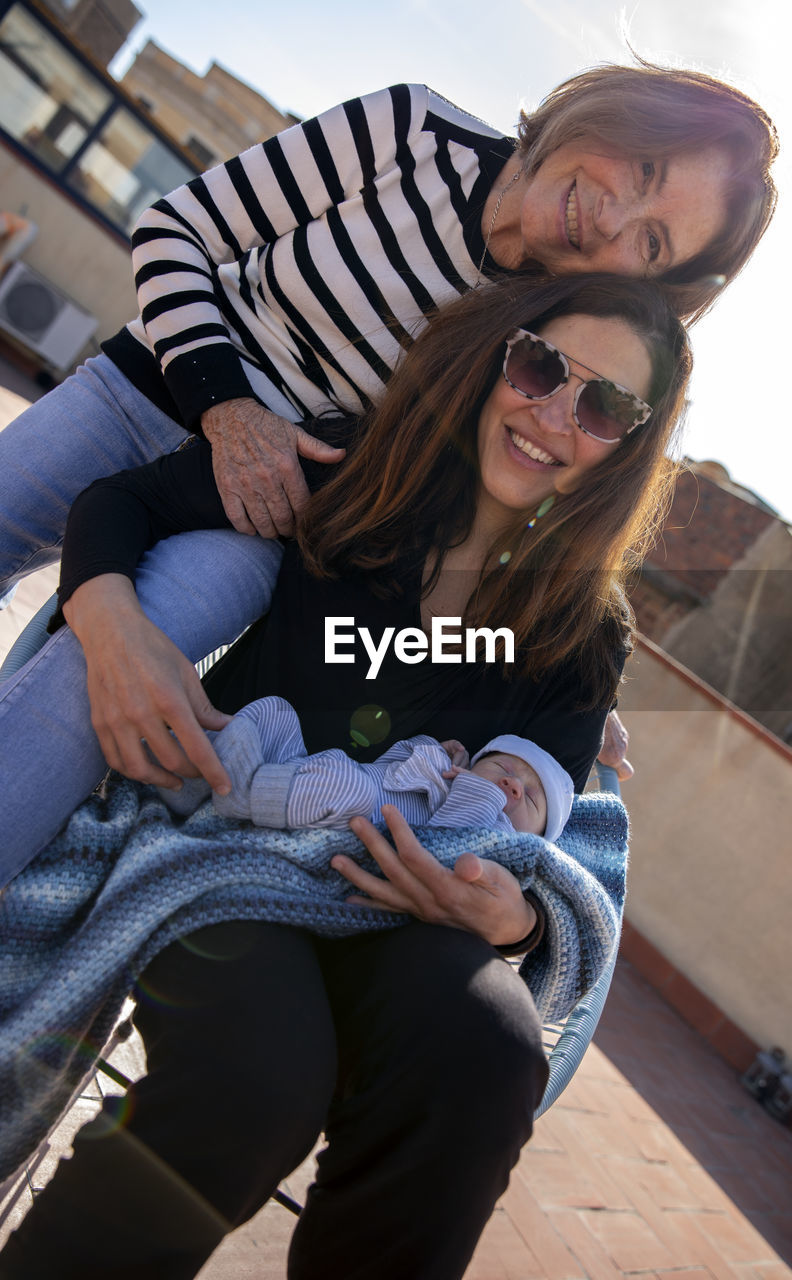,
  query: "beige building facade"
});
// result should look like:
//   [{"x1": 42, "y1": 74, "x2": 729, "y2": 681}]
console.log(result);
[
  {"x1": 120, "y1": 41, "x2": 297, "y2": 170},
  {"x1": 0, "y1": 1, "x2": 198, "y2": 370},
  {"x1": 38, "y1": 0, "x2": 143, "y2": 68},
  {"x1": 0, "y1": 147, "x2": 137, "y2": 346}
]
